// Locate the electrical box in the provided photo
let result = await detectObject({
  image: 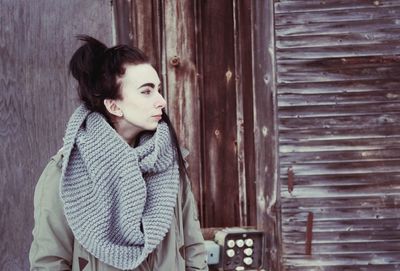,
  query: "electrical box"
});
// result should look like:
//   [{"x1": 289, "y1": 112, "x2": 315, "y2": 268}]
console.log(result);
[{"x1": 213, "y1": 227, "x2": 265, "y2": 271}]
